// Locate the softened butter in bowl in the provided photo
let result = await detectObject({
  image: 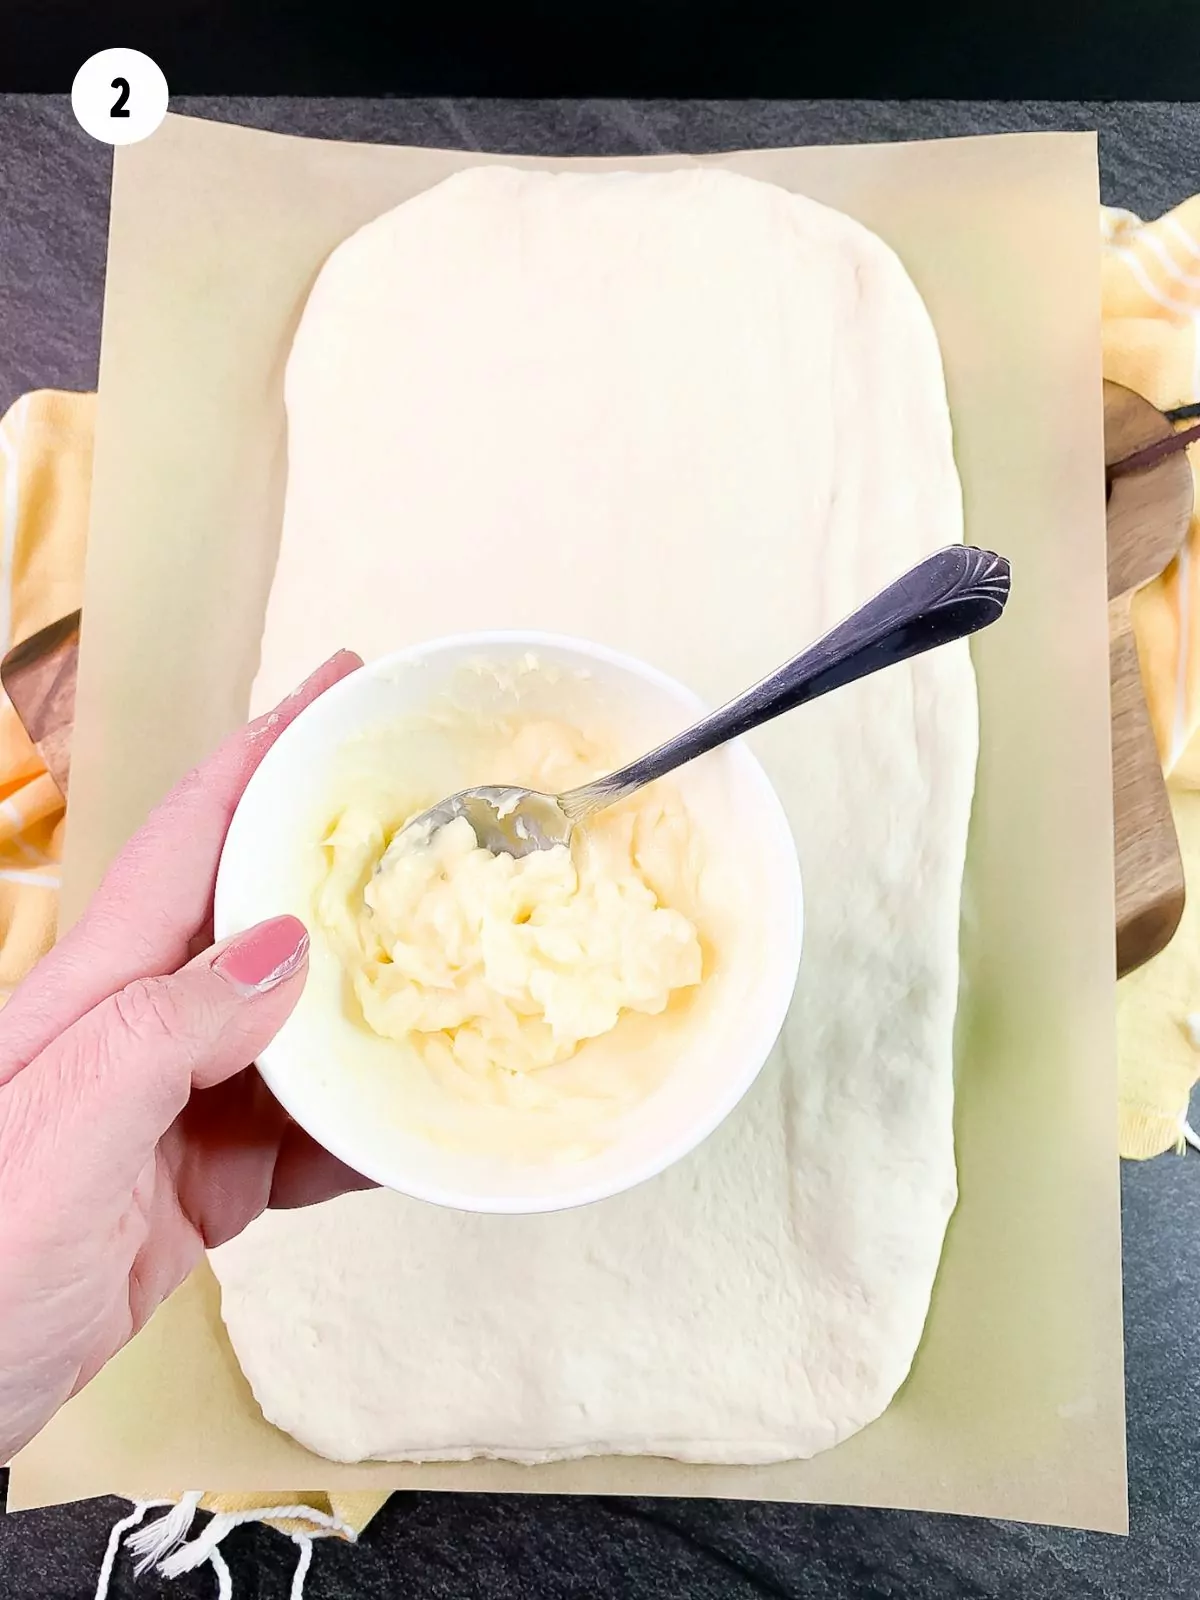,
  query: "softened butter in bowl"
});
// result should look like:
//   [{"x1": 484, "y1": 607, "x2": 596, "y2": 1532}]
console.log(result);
[{"x1": 214, "y1": 633, "x2": 803, "y2": 1213}]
